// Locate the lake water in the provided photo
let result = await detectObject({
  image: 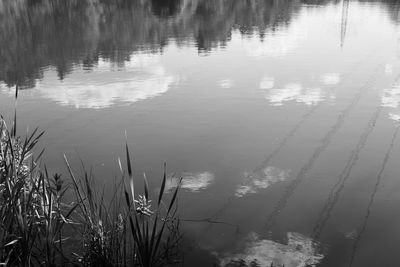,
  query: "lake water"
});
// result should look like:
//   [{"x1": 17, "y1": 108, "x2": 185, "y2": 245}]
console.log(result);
[{"x1": 1, "y1": 0, "x2": 400, "y2": 266}]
